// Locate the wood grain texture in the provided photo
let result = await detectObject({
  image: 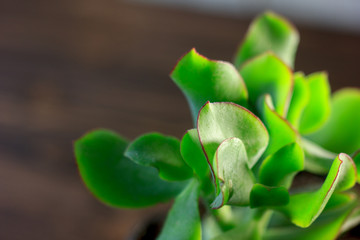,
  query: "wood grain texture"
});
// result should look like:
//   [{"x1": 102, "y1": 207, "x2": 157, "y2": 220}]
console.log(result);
[{"x1": 0, "y1": 0, "x2": 359, "y2": 239}]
